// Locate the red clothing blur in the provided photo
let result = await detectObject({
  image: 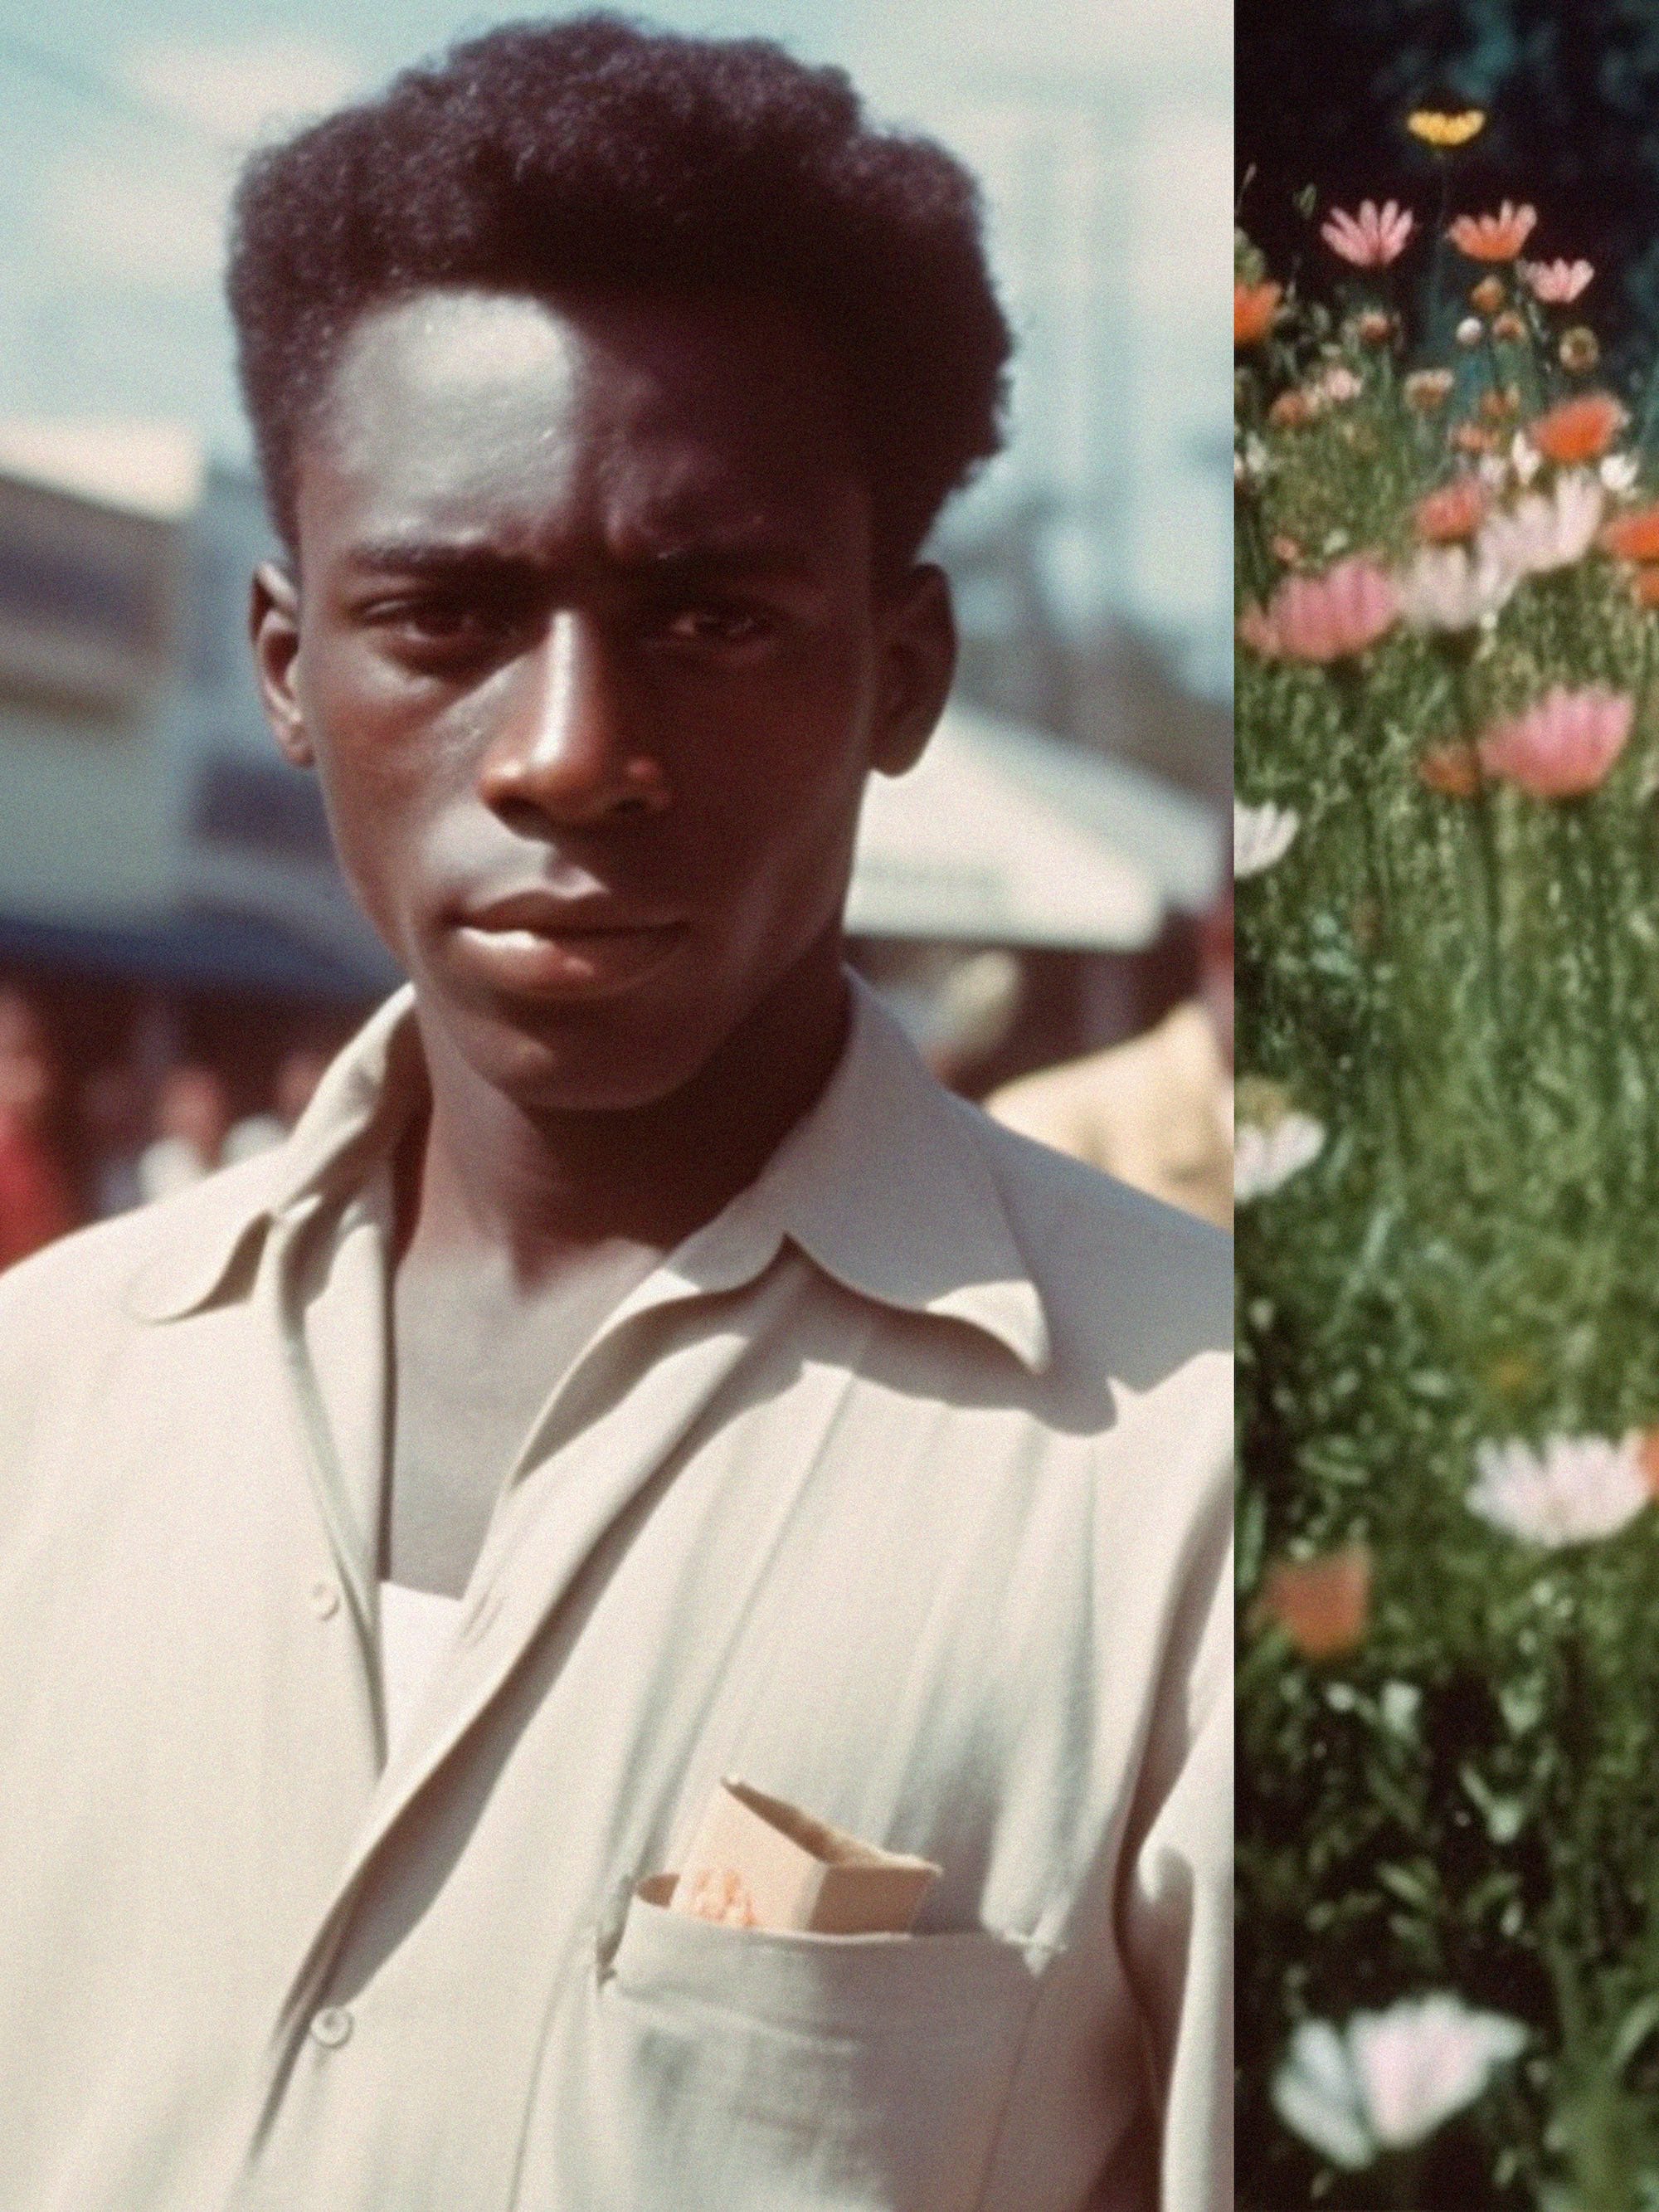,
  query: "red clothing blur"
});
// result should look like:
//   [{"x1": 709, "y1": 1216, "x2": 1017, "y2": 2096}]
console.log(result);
[{"x1": 0, "y1": 1110, "x2": 76, "y2": 1269}]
